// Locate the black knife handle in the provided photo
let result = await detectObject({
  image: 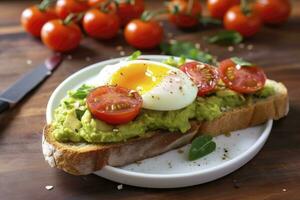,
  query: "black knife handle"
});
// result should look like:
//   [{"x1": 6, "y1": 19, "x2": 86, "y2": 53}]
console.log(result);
[{"x1": 0, "y1": 99, "x2": 10, "y2": 114}]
